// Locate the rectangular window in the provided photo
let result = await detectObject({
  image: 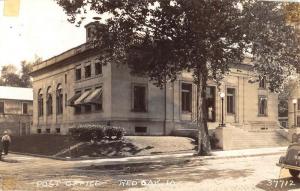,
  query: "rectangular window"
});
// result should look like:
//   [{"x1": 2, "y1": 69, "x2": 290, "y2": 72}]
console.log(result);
[
  {"x1": 65, "y1": 94, "x2": 67, "y2": 107},
  {"x1": 46, "y1": 129, "x2": 50, "y2": 134},
  {"x1": 75, "y1": 68, "x2": 81, "y2": 81},
  {"x1": 259, "y1": 76, "x2": 266, "y2": 89},
  {"x1": 22, "y1": 103, "x2": 28, "y2": 114},
  {"x1": 182, "y1": 83, "x2": 192, "y2": 112},
  {"x1": 85, "y1": 65, "x2": 91, "y2": 78},
  {"x1": 135, "y1": 126, "x2": 147, "y2": 133},
  {"x1": 133, "y1": 85, "x2": 146, "y2": 112},
  {"x1": 94, "y1": 87, "x2": 102, "y2": 111},
  {"x1": 0, "y1": 102, "x2": 4, "y2": 113},
  {"x1": 84, "y1": 89, "x2": 92, "y2": 113},
  {"x1": 297, "y1": 117, "x2": 300, "y2": 127},
  {"x1": 298, "y1": 99, "x2": 300, "y2": 111},
  {"x1": 65, "y1": 74, "x2": 67, "y2": 84},
  {"x1": 258, "y1": 96, "x2": 267, "y2": 116},
  {"x1": 37, "y1": 129, "x2": 41, "y2": 134},
  {"x1": 95, "y1": 62, "x2": 102, "y2": 75},
  {"x1": 227, "y1": 88, "x2": 235, "y2": 114},
  {"x1": 74, "y1": 91, "x2": 81, "y2": 114},
  {"x1": 56, "y1": 128, "x2": 61, "y2": 134}
]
